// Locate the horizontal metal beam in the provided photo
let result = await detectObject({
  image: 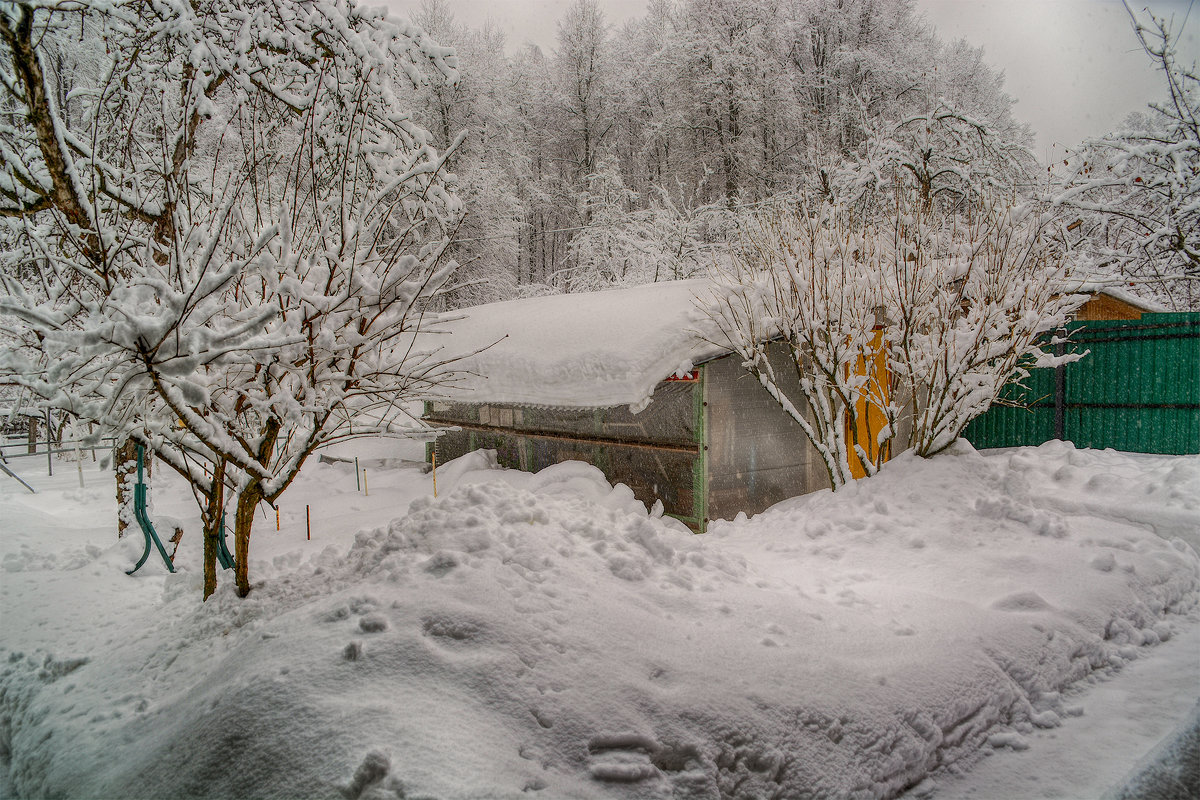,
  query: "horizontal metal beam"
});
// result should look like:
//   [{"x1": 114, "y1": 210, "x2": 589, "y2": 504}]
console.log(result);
[
  {"x1": 1022, "y1": 402, "x2": 1199, "y2": 411},
  {"x1": 423, "y1": 417, "x2": 701, "y2": 455}
]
